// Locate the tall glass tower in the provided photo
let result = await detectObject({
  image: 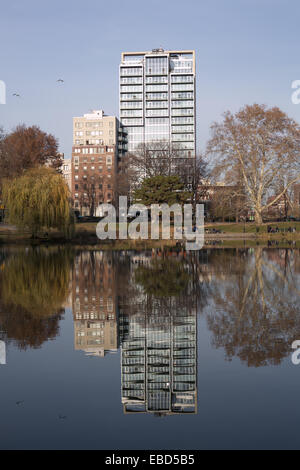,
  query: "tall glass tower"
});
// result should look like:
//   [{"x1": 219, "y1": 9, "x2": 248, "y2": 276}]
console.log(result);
[{"x1": 119, "y1": 49, "x2": 196, "y2": 158}]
